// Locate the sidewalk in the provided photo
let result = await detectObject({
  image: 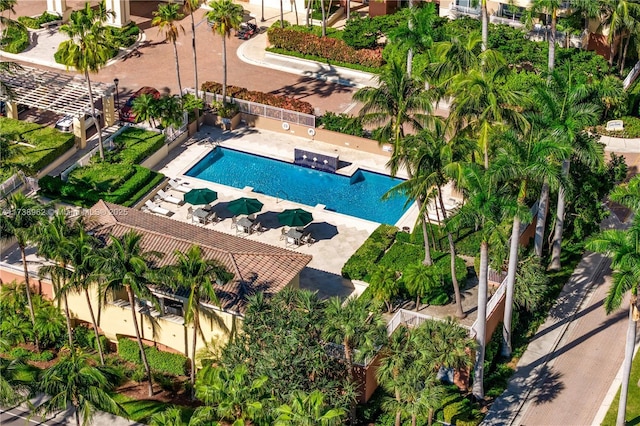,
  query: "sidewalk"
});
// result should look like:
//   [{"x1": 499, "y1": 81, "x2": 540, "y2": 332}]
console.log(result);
[{"x1": 482, "y1": 212, "x2": 633, "y2": 425}]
